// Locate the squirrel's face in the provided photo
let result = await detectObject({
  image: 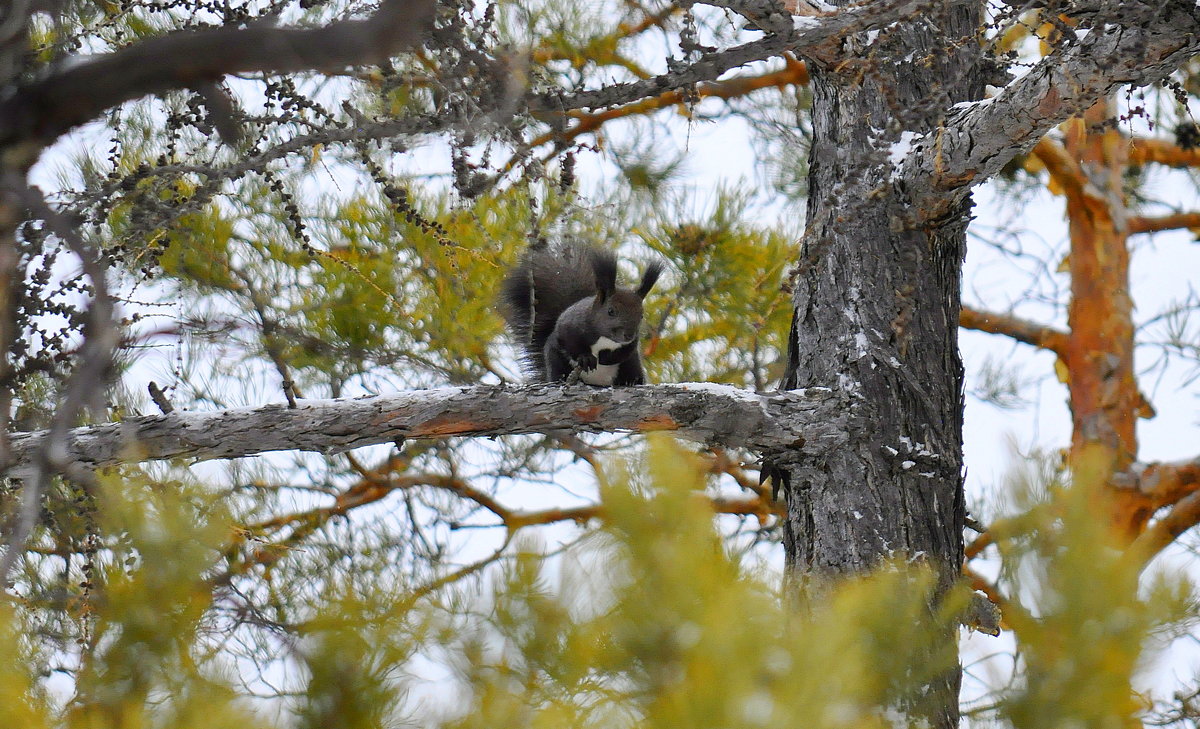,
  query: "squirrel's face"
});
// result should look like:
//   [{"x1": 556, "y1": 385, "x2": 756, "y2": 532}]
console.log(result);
[{"x1": 592, "y1": 291, "x2": 644, "y2": 342}]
